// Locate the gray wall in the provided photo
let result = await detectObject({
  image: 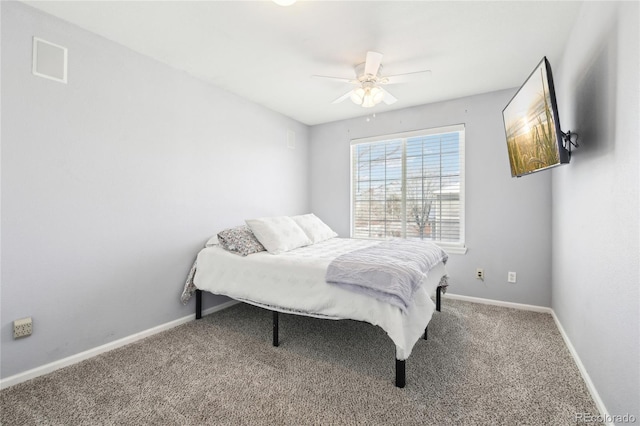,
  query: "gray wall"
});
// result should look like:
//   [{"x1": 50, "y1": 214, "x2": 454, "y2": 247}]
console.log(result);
[
  {"x1": 552, "y1": 1, "x2": 639, "y2": 419},
  {"x1": 310, "y1": 90, "x2": 553, "y2": 307},
  {"x1": 0, "y1": 2, "x2": 309, "y2": 379}
]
